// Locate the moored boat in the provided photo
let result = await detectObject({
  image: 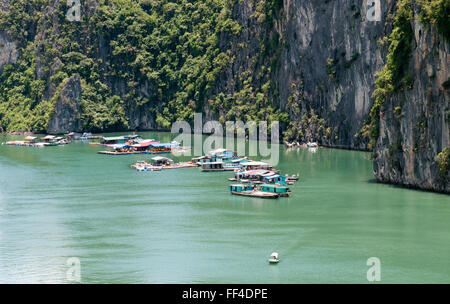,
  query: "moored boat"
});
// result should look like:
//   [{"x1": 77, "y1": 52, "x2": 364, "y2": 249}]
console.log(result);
[
  {"x1": 228, "y1": 184, "x2": 279, "y2": 199},
  {"x1": 132, "y1": 161, "x2": 163, "y2": 171}
]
